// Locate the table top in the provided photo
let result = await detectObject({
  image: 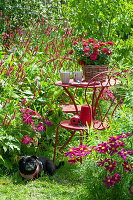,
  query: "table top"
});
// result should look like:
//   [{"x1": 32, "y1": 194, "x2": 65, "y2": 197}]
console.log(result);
[{"x1": 55, "y1": 79, "x2": 120, "y2": 88}]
